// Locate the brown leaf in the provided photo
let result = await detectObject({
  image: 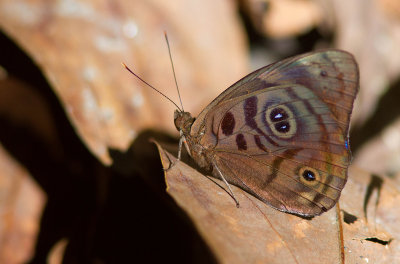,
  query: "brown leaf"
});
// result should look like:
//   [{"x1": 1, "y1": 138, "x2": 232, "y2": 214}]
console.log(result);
[
  {"x1": 325, "y1": 0, "x2": 400, "y2": 125},
  {"x1": 0, "y1": 0, "x2": 248, "y2": 164},
  {"x1": 0, "y1": 75, "x2": 60, "y2": 152},
  {"x1": 353, "y1": 118, "x2": 400, "y2": 175},
  {"x1": 242, "y1": 0, "x2": 322, "y2": 38},
  {"x1": 156, "y1": 142, "x2": 344, "y2": 264},
  {"x1": 380, "y1": 0, "x2": 400, "y2": 19},
  {"x1": 0, "y1": 144, "x2": 46, "y2": 264},
  {"x1": 340, "y1": 166, "x2": 400, "y2": 263},
  {"x1": 156, "y1": 141, "x2": 400, "y2": 263},
  {"x1": 47, "y1": 239, "x2": 68, "y2": 264}
]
